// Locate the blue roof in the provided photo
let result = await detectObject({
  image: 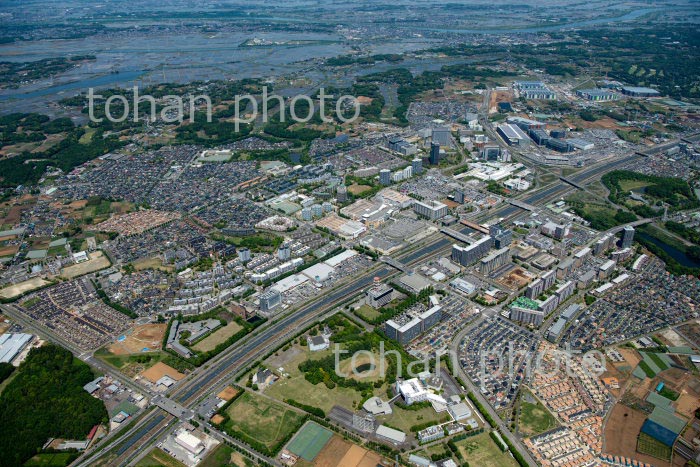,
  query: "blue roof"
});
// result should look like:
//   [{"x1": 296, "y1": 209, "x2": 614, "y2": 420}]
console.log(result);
[{"x1": 641, "y1": 419, "x2": 677, "y2": 447}]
